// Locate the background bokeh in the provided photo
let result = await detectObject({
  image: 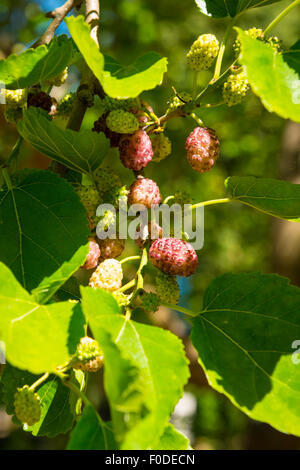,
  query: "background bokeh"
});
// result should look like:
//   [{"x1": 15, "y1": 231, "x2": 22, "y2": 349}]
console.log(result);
[{"x1": 0, "y1": 0, "x2": 300, "y2": 450}]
